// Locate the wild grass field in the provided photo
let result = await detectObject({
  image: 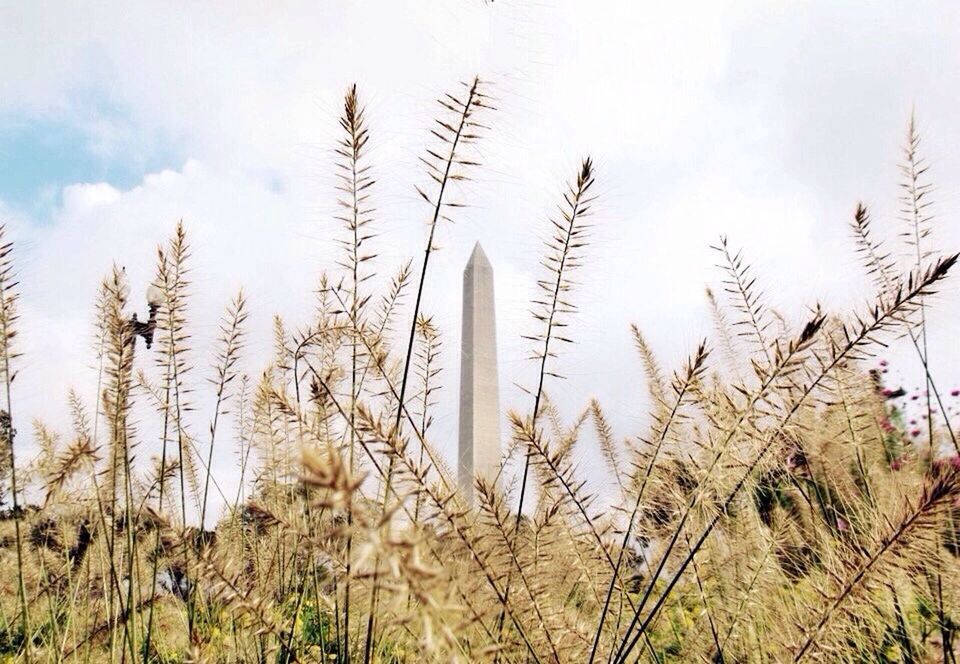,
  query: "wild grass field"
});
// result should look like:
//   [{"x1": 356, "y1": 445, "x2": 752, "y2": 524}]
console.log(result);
[{"x1": 1, "y1": 79, "x2": 959, "y2": 663}]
